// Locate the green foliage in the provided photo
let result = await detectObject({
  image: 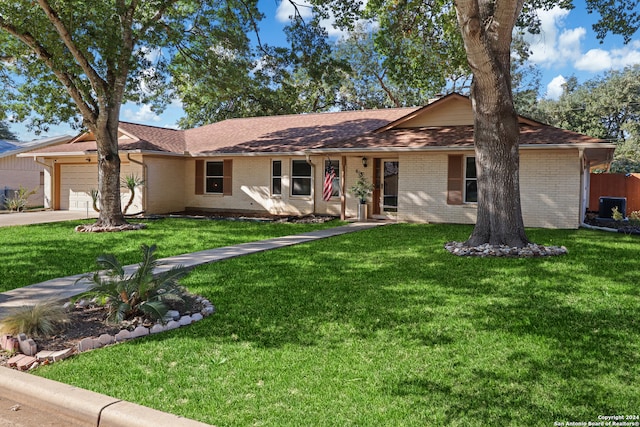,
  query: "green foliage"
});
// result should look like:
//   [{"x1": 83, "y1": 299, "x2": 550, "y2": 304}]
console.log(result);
[
  {"x1": 533, "y1": 65, "x2": 640, "y2": 172},
  {"x1": 349, "y1": 170, "x2": 374, "y2": 203},
  {"x1": 0, "y1": 301, "x2": 68, "y2": 337},
  {"x1": 0, "y1": 121, "x2": 16, "y2": 140},
  {"x1": 331, "y1": 24, "x2": 434, "y2": 109},
  {"x1": 173, "y1": 4, "x2": 348, "y2": 127},
  {"x1": 629, "y1": 210, "x2": 640, "y2": 226},
  {"x1": 4, "y1": 185, "x2": 37, "y2": 212},
  {"x1": 612, "y1": 206, "x2": 624, "y2": 221},
  {"x1": 78, "y1": 244, "x2": 191, "y2": 323}
]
